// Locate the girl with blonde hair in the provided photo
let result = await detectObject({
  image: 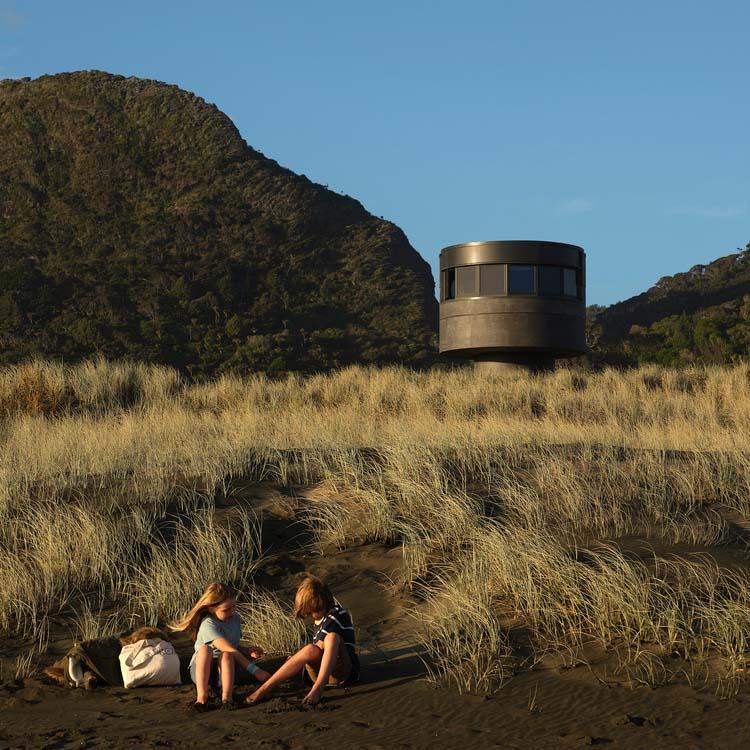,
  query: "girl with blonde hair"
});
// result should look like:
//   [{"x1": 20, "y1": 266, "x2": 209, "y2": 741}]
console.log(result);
[{"x1": 171, "y1": 582, "x2": 269, "y2": 711}]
